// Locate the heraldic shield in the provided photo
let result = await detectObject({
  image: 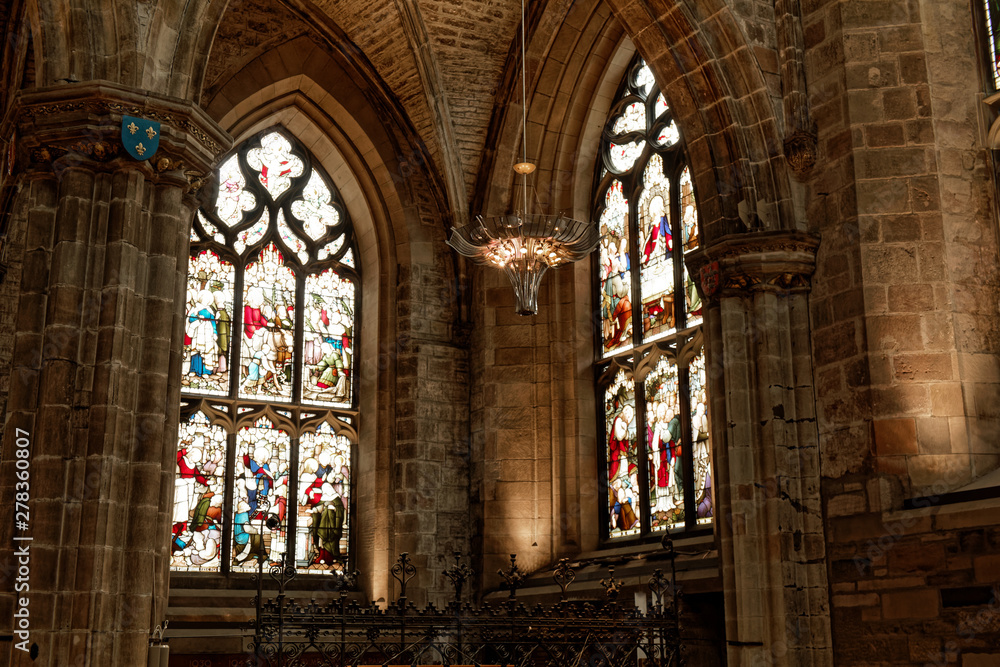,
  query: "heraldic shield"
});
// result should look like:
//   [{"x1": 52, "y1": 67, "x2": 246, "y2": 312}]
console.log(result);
[{"x1": 121, "y1": 115, "x2": 160, "y2": 161}]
